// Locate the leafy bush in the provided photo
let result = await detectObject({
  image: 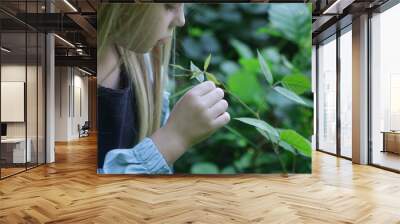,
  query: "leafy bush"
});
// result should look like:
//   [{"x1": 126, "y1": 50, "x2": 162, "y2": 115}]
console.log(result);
[{"x1": 170, "y1": 3, "x2": 312, "y2": 174}]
